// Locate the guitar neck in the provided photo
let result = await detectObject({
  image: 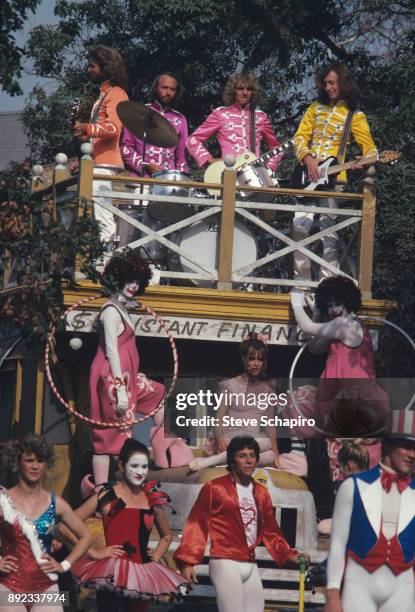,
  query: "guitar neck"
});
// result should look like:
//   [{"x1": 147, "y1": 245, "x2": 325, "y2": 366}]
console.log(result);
[
  {"x1": 254, "y1": 139, "x2": 293, "y2": 166},
  {"x1": 327, "y1": 154, "x2": 378, "y2": 176}
]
